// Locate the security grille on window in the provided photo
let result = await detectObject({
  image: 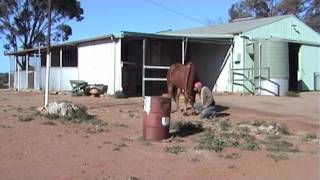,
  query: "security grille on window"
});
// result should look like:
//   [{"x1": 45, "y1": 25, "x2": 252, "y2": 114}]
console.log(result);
[{"x1": 41, "y1": 46, "x2": 78, "y2": 67}]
